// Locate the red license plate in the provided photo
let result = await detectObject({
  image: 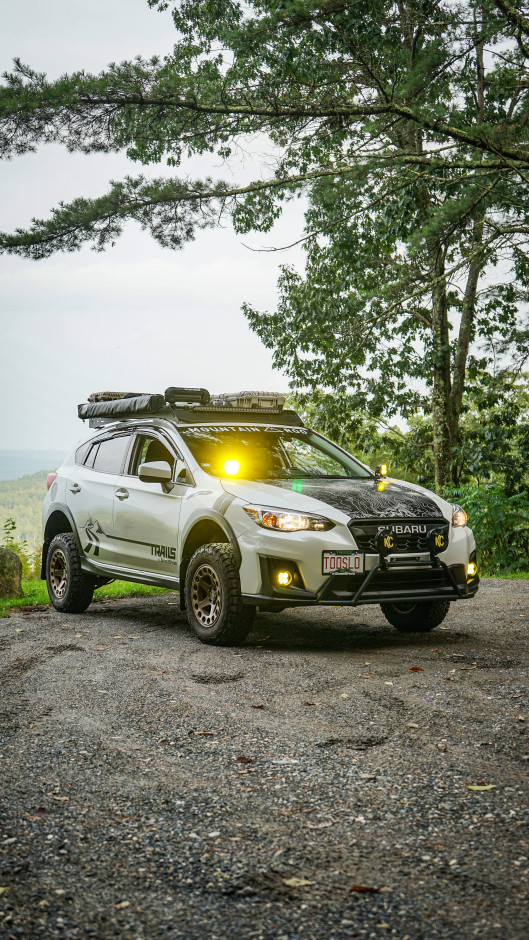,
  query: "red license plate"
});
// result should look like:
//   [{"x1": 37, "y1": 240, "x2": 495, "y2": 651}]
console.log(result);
[{"x1": 322, "y1": 551, "x2": 365, "y2": 575}]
